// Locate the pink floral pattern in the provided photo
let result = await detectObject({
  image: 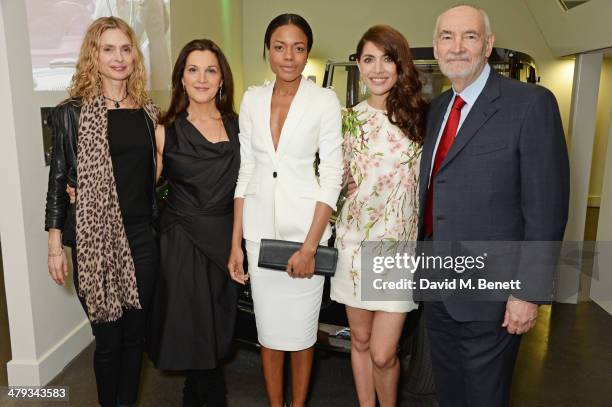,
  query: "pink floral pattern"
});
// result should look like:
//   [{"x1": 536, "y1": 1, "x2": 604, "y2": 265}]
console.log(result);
[{"x1": 334, "y1": 101, "x2": 421, "y2": 296}]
